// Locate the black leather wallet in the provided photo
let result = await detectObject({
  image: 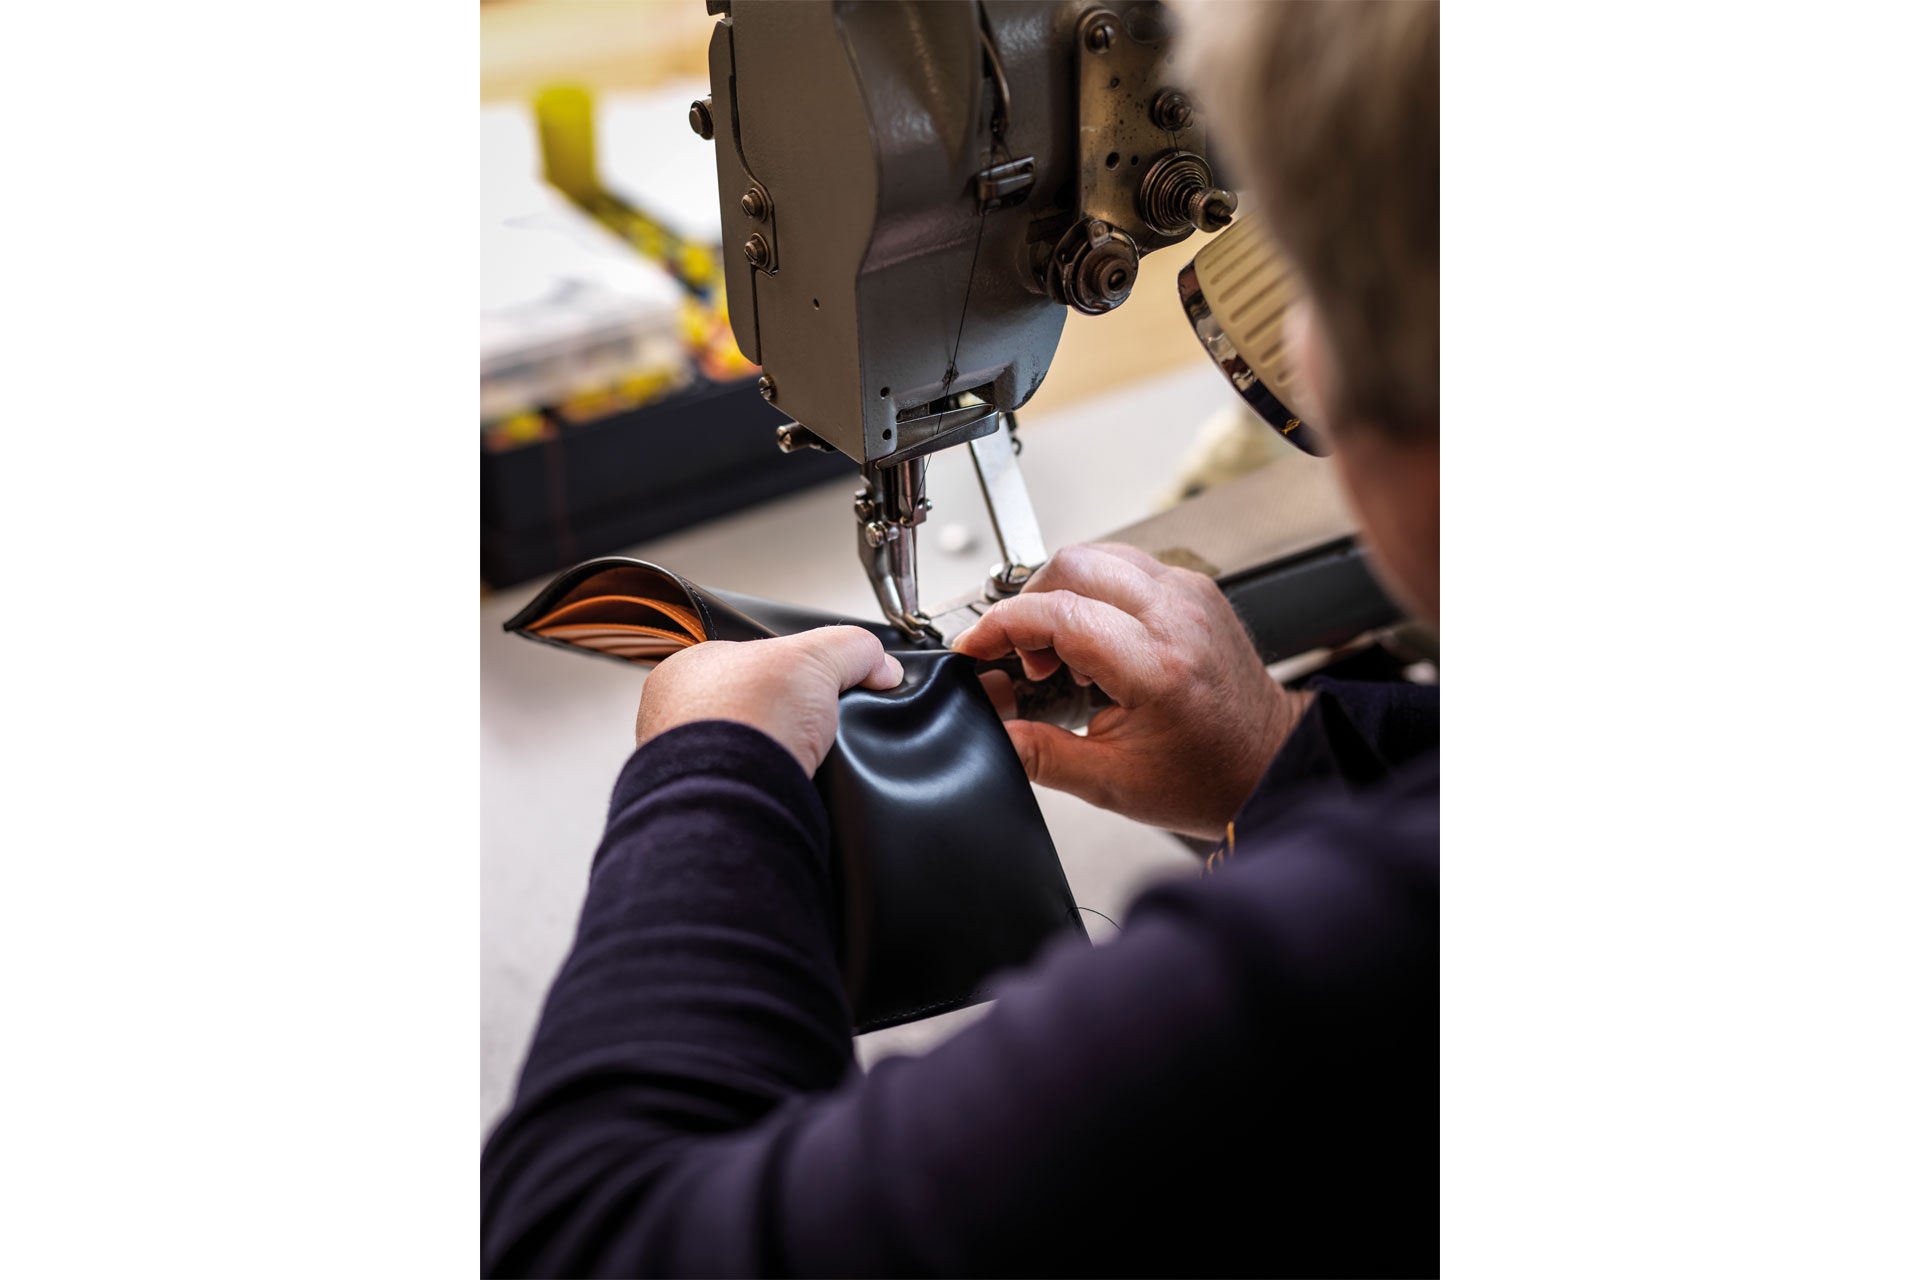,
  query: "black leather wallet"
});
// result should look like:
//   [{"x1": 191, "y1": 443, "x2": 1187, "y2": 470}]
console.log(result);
[{"x1": 504, "y1": 558, "x2": 1088, "y2": 1033}]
